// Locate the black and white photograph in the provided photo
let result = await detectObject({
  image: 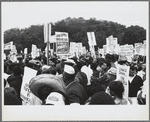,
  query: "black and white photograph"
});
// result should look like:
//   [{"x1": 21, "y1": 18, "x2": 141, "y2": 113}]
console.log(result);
[{"x1": 2, "y1": 1, "x2": 149, "y2": 121}]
